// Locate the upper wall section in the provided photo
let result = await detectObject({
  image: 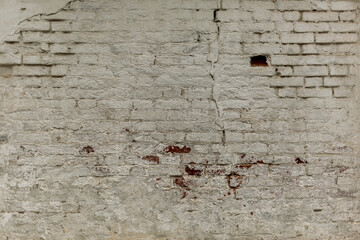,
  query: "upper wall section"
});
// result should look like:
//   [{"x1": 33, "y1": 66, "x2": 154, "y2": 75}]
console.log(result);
[{"x1": 0, "y1": 0, "x2": 70, "y2": 42}]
